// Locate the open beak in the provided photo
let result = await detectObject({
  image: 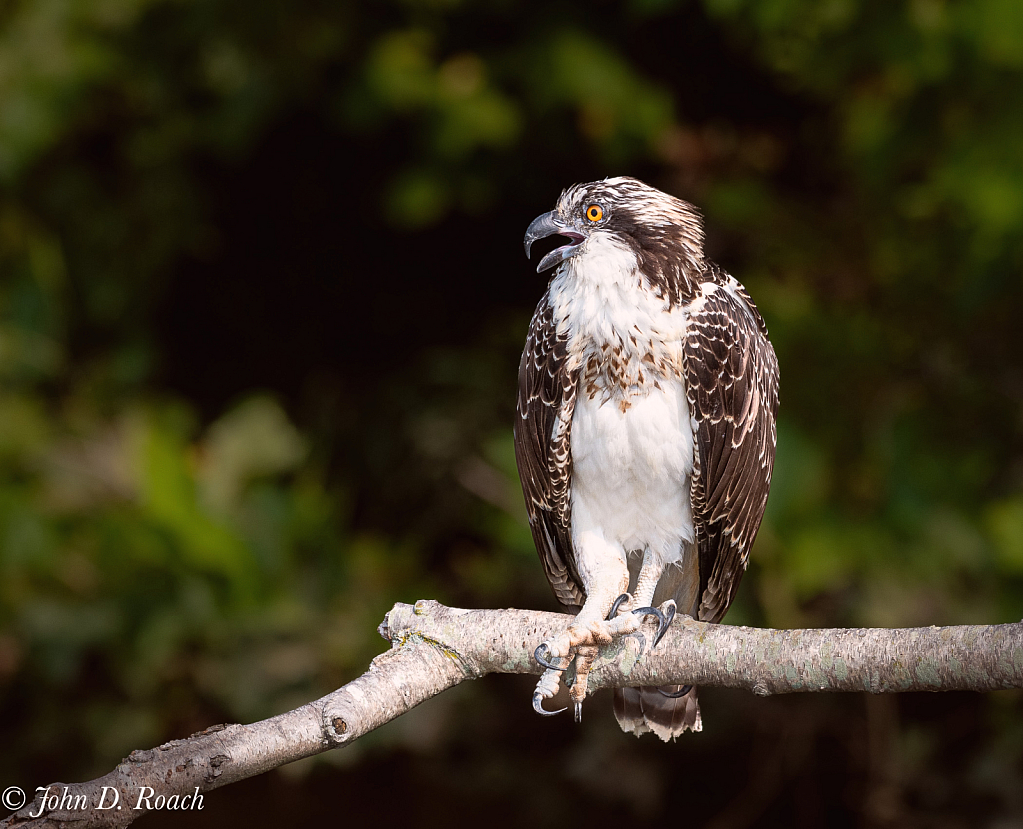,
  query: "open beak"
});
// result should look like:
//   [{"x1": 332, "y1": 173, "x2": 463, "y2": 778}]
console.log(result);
[{"x1": 523, "y1": 211, "x2": 586, "y2": 273}]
